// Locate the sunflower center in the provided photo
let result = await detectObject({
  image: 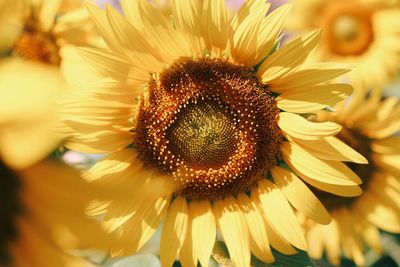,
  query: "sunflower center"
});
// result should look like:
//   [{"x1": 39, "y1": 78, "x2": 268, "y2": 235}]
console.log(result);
[
  {"x1": 0, "y1": 160, "x2": 23, "y2": 264},
  {"x1": 333, "y1": 15, "x2": 360, "y2": 42},
  {"x1": 312, "y1": 127, "x2": 373, "y2": 211},
  {"x1": 12, "y1": 20, "x2": 60, "y2": 65},
  {"x1": 135, "y1": 58, "x2": 283, "y2": 201},
  {"x1": 166, "y1": 100, "x2": 239, "y2": 169},
  {"x1": 322, "y1": 2, "x2": 374, "y2": 56}
]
